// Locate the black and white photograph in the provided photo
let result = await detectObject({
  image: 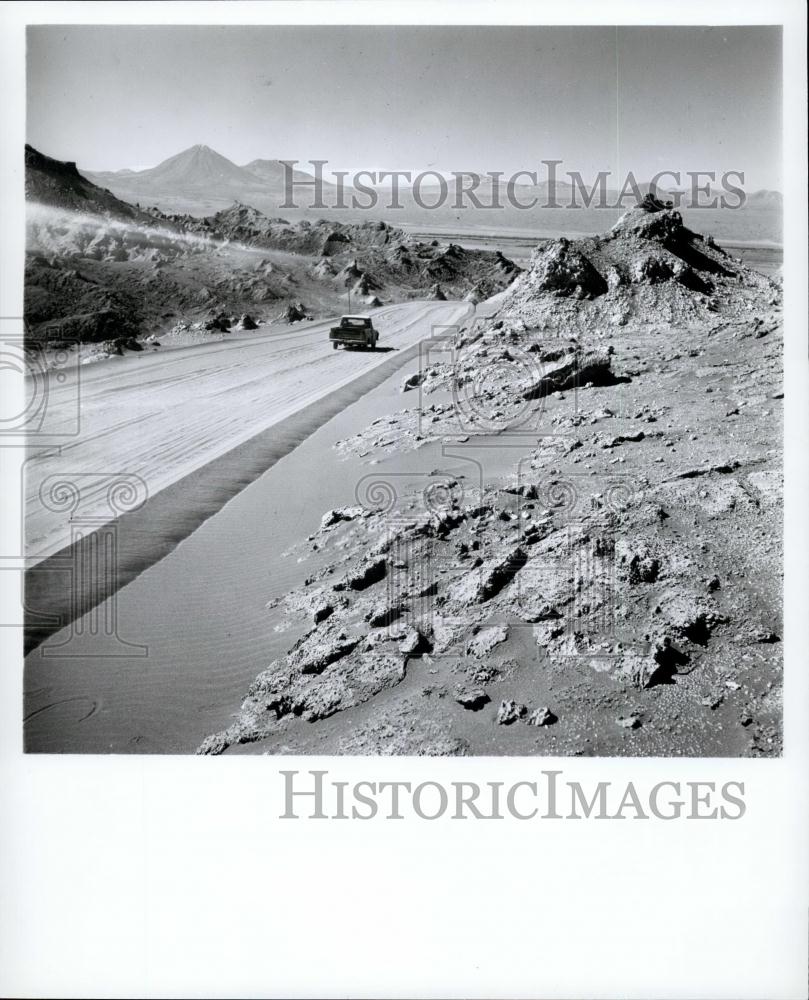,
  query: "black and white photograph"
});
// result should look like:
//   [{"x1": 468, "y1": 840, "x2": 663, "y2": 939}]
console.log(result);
[
  {"x1": 1, "y1": 2, "x2": 807, "y2": 997},
  {"x1": 20, "y1": 21, "x2": 786, "y2": 756}
]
